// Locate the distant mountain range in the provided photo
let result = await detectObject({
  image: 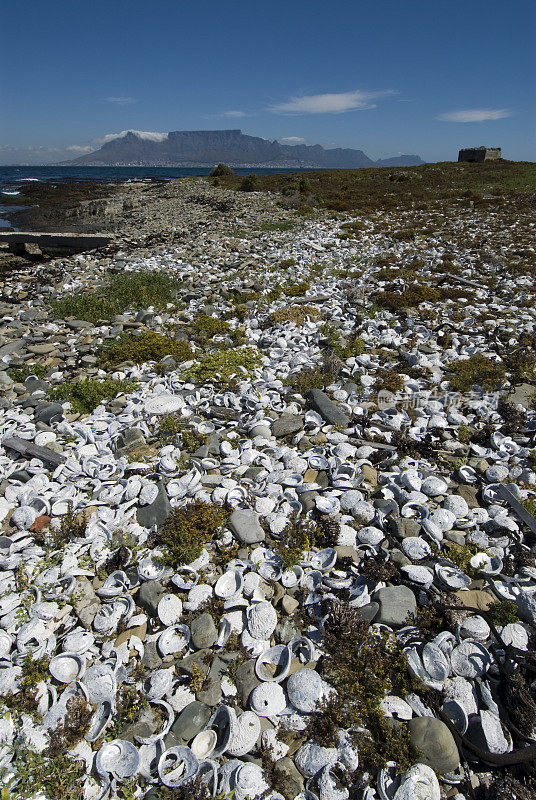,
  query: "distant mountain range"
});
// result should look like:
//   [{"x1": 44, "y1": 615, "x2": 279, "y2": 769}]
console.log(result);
[{"x1": 63, "y1": 129, "x2": 424, "y2": 169}]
